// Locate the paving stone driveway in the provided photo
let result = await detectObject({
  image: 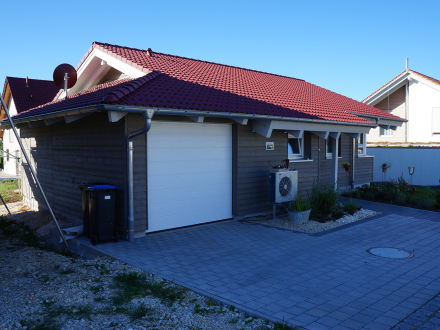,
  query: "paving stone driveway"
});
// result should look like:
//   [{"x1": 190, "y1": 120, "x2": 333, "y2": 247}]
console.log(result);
[{"x1": 78, "y1": 200, "x2": 440, "y2": 330}]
